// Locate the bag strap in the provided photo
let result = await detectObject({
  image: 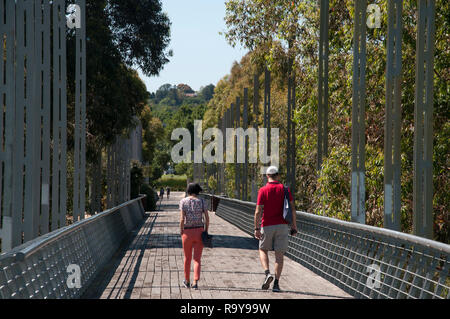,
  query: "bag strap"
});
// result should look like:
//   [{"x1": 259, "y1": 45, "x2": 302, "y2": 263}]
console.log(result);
[
  {"x1": 283, "y1": 185, "x2": 289, "y2": 199},
  {"x1": 283, "y1": 186, "x2": 293, "y2": 226}
]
